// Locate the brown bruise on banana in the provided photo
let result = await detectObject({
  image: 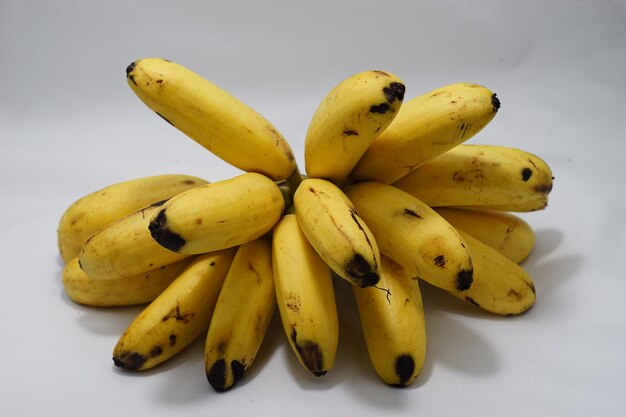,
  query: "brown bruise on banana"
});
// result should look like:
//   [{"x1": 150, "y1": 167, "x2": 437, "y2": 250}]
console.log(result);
[
  {"x1": 452, "y1": 122, "x2": 472, "y2": 141},
  {"x1": 264, "y1": 123, "x2": 296, "y2": 164},
  {"x1": 285, "y1": 292, "x2": 301, "y2": 312},
  {"x1": 148, "y1": 208, "x2": 187, "y2": 252},
  {"x1": 207, "y1": 358, "x2": 247, "y2": 392},
  {"x1": 290, "y1": 327, "x2": 325, "y2": 376},
  {"x1": 403, "y1": 208, "x2": 422, "y2": 218},
  {"x1": 161, "y1": 302, "x2": 195, "y2": 323},
  {"x1": 389, "y1": 354, "x2": 415, "y2": 388},
  {"x1": 400, "y1": 207, "x2": 471, "y2": 288},
  {"x1": 535, "y1": 182, "x2": 554, "y2": 195}
]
